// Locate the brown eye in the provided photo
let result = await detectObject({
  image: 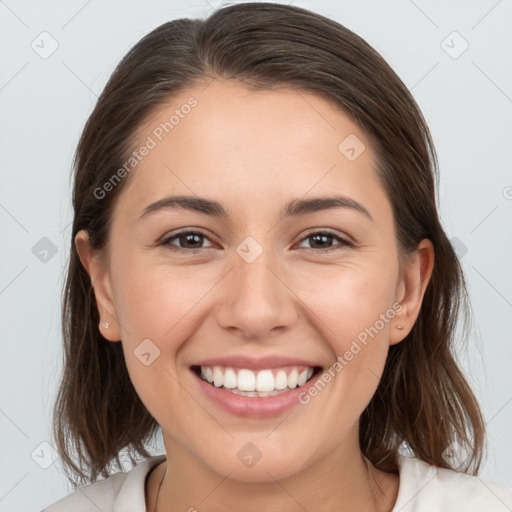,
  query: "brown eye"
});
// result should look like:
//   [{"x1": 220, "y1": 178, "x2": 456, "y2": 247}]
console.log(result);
[
  {"x1": 297, "y1": 230, "x2": 353, "y2": 252},
  {"x1": 161, "y1": 230, "x2": 214, "y2": 251}
]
